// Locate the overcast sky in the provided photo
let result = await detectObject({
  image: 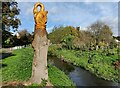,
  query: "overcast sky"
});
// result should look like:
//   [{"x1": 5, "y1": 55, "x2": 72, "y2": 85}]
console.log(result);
[{"x1": 17, "y1": 1, "x2": 118, "y2": 36}]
